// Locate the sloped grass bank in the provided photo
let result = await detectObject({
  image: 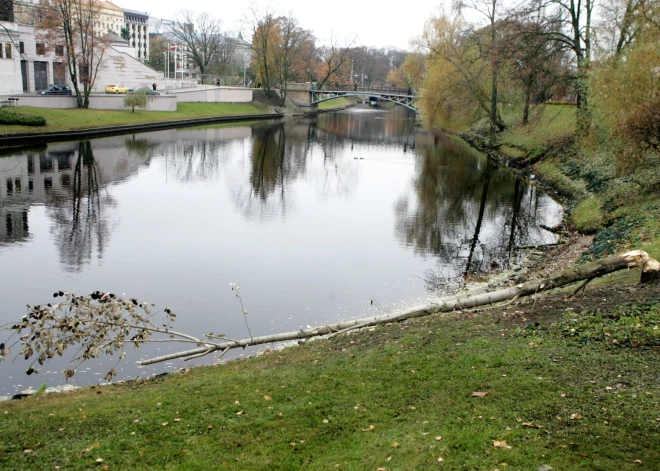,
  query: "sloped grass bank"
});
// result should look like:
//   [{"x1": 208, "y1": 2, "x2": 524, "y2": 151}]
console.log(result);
[
  {"x1": 2, "y1": 283, "x2": 658, "y2": 470},
  {"x1": 0, "y1": 102, "x2": 268, "y2": 135}
]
